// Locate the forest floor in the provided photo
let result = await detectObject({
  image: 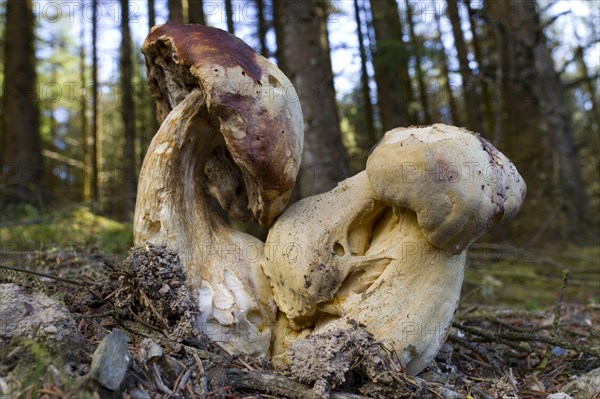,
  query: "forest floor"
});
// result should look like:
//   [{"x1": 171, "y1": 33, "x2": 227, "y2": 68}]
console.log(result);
[{"x1": 0, "y1": 214, "x2": 599, "y2": 398}]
